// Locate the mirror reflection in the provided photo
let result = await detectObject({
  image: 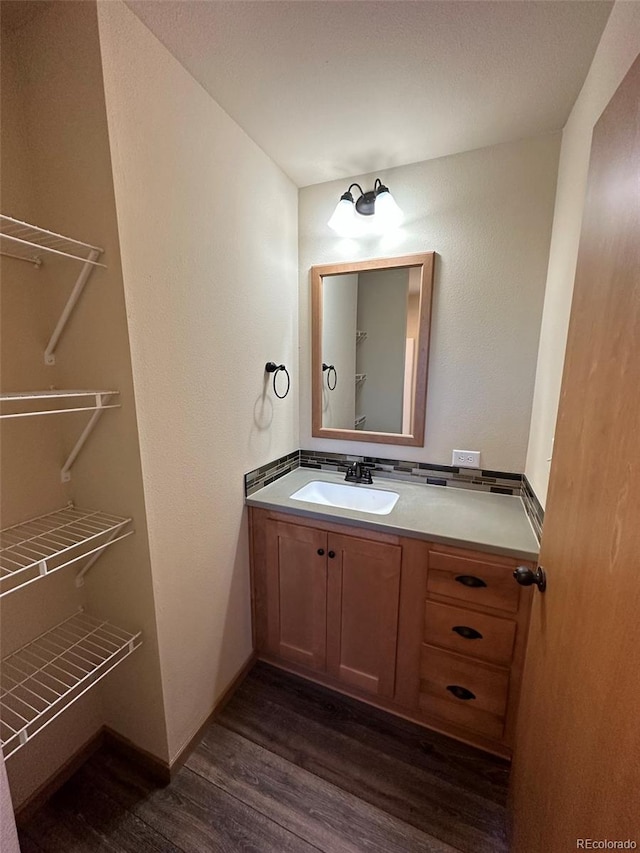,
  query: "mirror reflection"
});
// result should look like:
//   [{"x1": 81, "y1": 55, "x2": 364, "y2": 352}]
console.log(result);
[
  {"x1": 312, "y1": 253, "x2": 434, "y2": 446},
  {"x1": 321, "y1": 267, "x2": 421, "y2": 433}
]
